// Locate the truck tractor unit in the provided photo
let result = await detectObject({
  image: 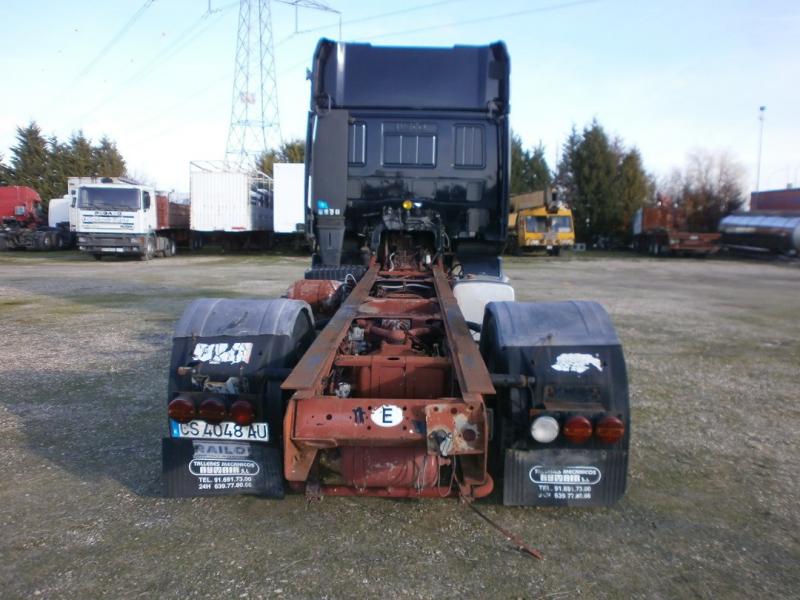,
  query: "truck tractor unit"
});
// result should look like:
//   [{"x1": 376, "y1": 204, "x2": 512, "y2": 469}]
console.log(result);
[
  {"x1": 0, "y1": 186, "x2": 73, "y2": 250},
  {"x1": 75, "y1": 179, "x2": 189, "y2": 260},
  {"x1": 507, "y1": 191, "x2": 575, "y2": 256},
  {"x1": 162, "y1": 40, "x2": 630, "y2": 507}
]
